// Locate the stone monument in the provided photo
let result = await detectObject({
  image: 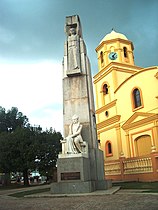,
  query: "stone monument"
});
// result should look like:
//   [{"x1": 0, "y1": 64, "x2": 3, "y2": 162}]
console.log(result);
[{"x1": 51, "y1": 15, "x2": 111, "y2": 194}]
